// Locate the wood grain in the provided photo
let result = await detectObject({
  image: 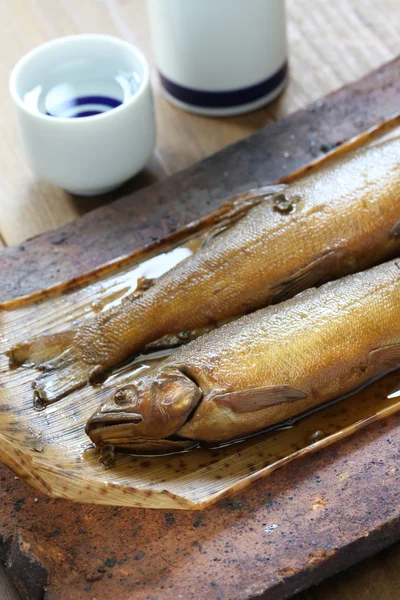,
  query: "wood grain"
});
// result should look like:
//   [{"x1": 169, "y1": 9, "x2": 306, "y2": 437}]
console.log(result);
[
  {"x1": 298, "y1": 542, "x2": 400, "y2": 600},
  {"x1": 0, "y1": 1, "x2": 400, "y2": 599},
  {"x1": 0, "y1": 564, "x2": 20, "y2": 600}
]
